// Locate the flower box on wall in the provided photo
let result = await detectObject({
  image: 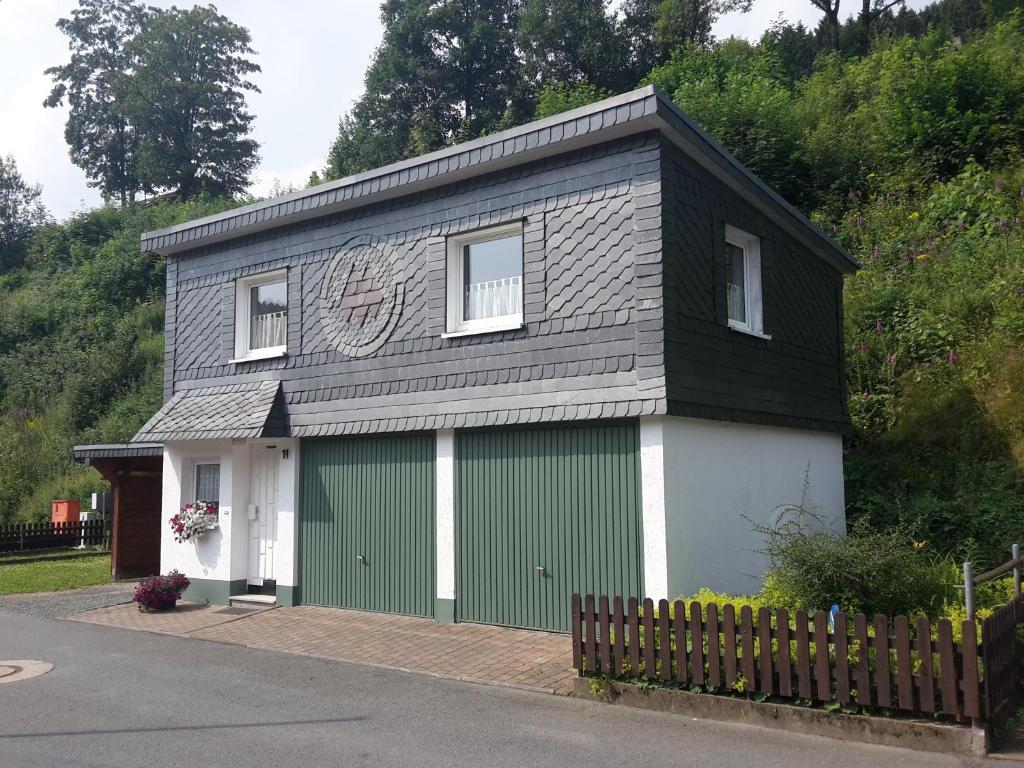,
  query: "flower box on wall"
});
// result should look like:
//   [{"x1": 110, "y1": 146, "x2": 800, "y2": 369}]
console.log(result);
[{"x1": 170, "y1": 500, "x2": 219, "y2": 543}]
